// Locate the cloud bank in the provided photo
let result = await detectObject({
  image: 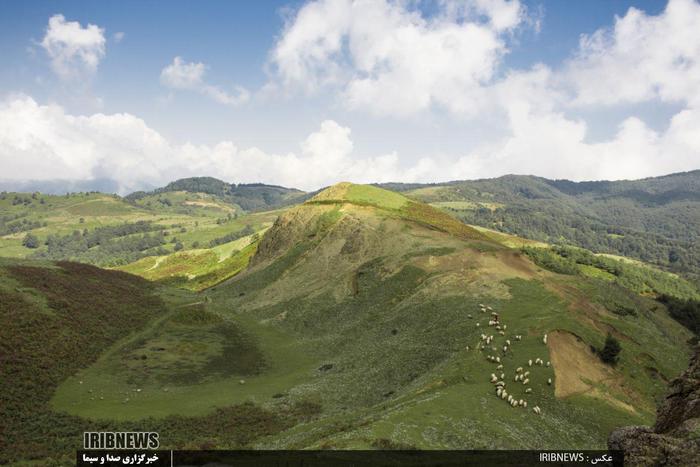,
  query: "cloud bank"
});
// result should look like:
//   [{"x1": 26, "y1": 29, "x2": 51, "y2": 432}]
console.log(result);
[{"x1": 1, "y1": 93, "x2": 698, "y2": 195}]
